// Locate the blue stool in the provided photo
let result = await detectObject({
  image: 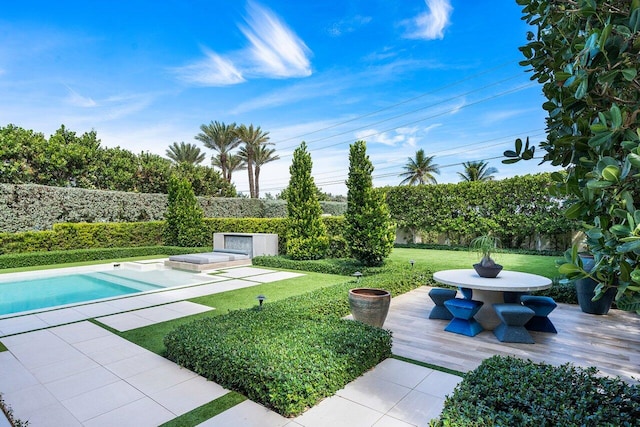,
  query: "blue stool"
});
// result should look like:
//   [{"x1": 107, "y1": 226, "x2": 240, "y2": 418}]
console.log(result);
[
  {"x1": 459, "y1": 287, "x2": 473, "y2": 299},
  {"x1": 443, "y1": 298, "x2": 484, "y2": 337},
  {"x1": 493, "y1": 303, "x2": 535, "y2": 344},
  {"x1": 428, "y1": 288, "x2": 457, "y2": 320},
  {"x1": 520, "y1": 295, "x2": 558, "y2": 333}
]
